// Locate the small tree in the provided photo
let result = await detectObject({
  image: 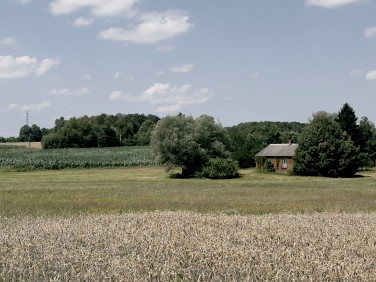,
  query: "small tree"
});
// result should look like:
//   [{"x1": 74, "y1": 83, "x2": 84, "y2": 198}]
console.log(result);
[
  {"x1": 294, "y1": 115, "x2": 359, "y2": 177},
  {"x1": 151, "y1": 114, "x2": 233, "y2": 177},
  {"x1": 19, "y1": 125, "x2": 31, "y2": 142}
]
